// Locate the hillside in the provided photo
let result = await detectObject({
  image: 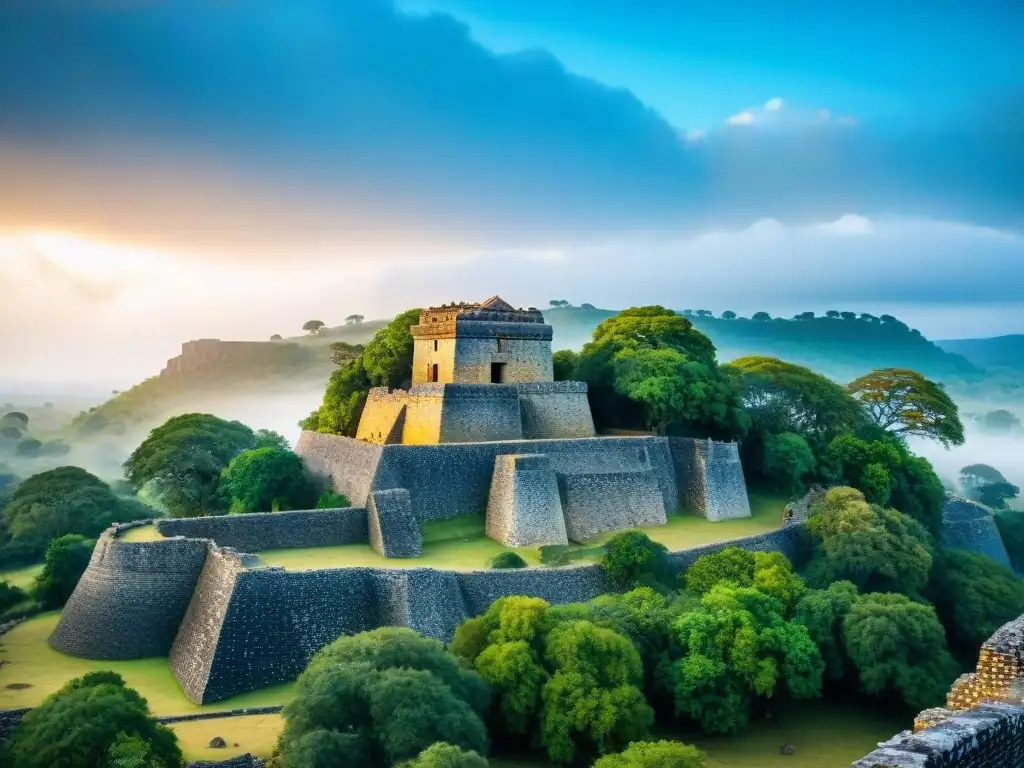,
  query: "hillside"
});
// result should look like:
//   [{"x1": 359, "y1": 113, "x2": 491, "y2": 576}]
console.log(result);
[
  {"x1": 63, "y1": 307, "x2": 987, "y2": 446},
  {"x1": 546, "y1": 306, "x2": 980, "y2": 383},
  {"x1": 936, "y1": 335, "x2": 1024, "y2": 372}
]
